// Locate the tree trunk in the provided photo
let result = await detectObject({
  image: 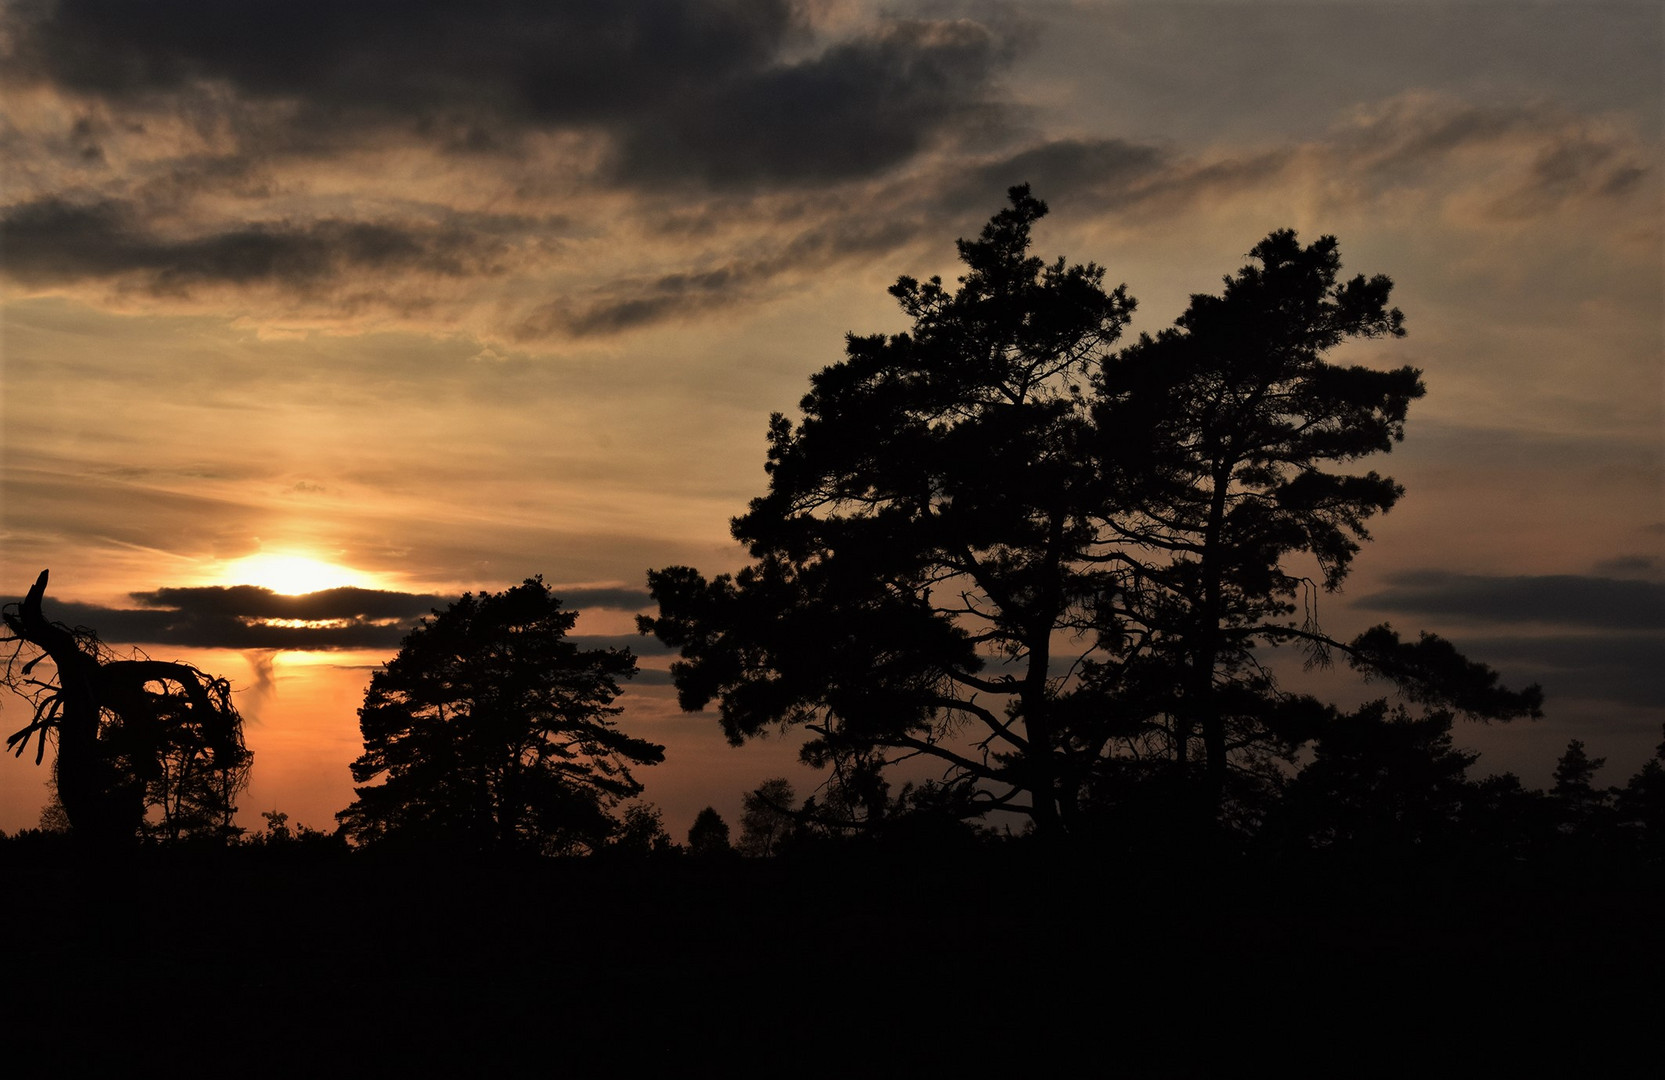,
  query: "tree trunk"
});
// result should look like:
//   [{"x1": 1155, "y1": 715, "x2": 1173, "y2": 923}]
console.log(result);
[{"x1": 5, "y1": 571, "x2": 138, "y2": 844}]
